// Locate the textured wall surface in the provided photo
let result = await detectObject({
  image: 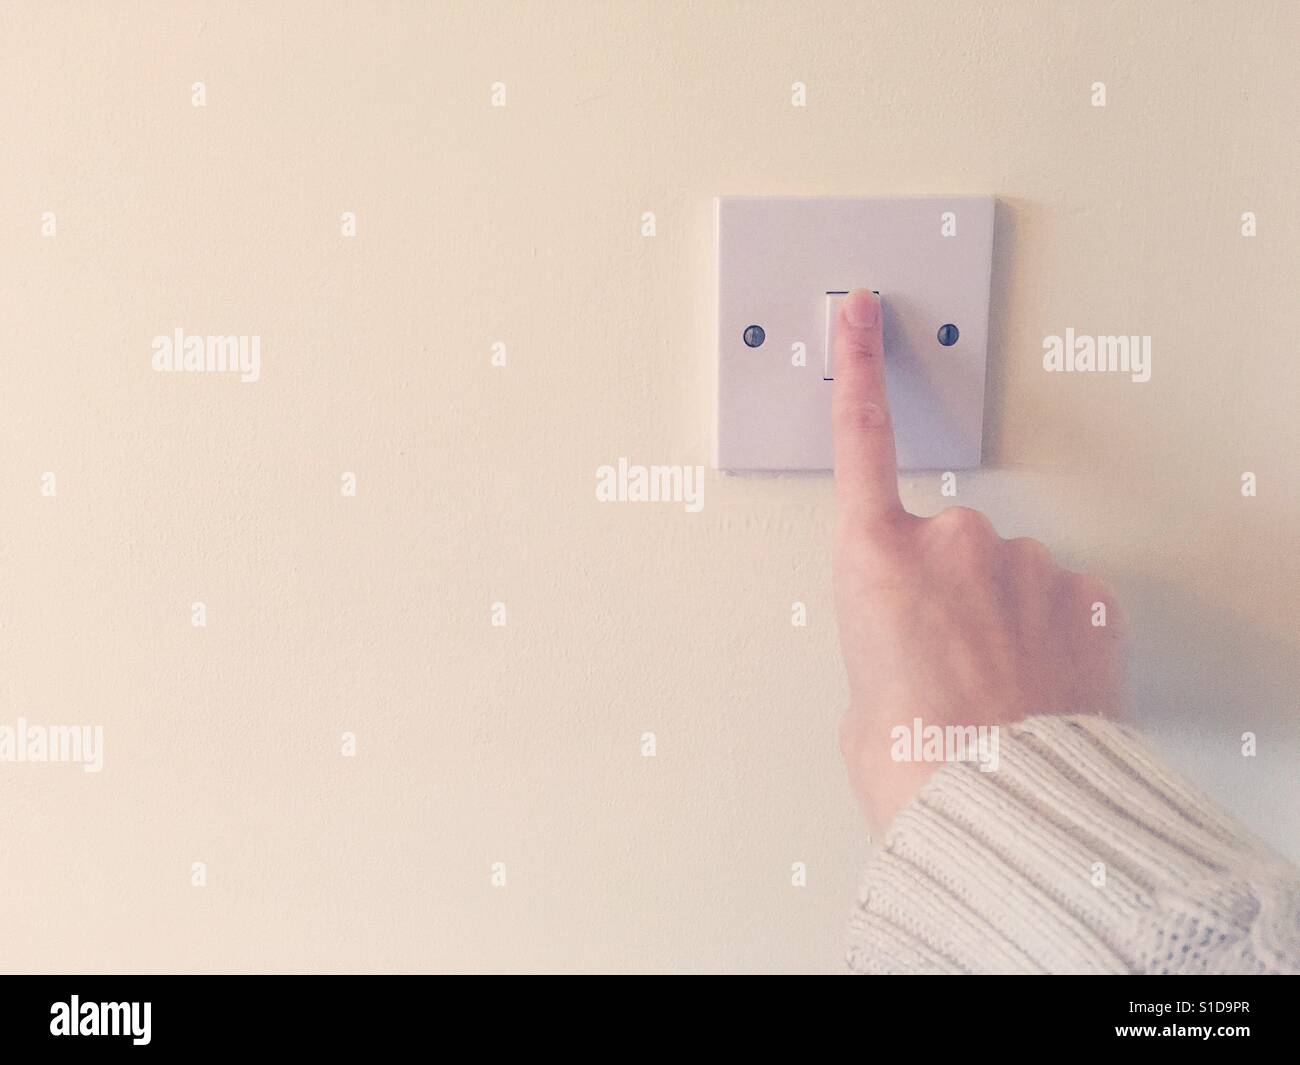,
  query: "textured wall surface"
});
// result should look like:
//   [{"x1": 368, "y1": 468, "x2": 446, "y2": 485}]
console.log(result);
[{"x1": 1, "y1": 1, "x2": 1296, "y2": 973}]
